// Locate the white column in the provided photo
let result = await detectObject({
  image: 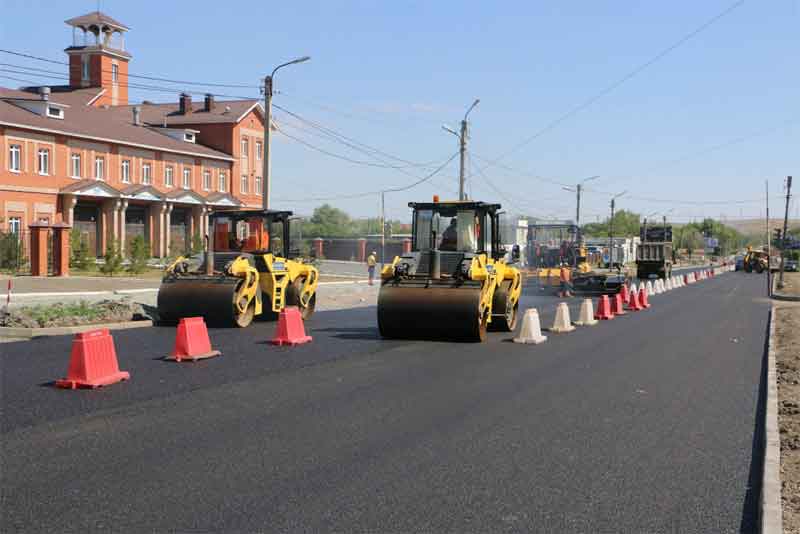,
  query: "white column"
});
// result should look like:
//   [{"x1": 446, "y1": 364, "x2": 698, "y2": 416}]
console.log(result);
[
  {"x1": 164, "y1": 203, "x2": 174, "y2": 257},
  {"x1": 119, "y1": 199, "x2": 128, "y2": 256}
]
